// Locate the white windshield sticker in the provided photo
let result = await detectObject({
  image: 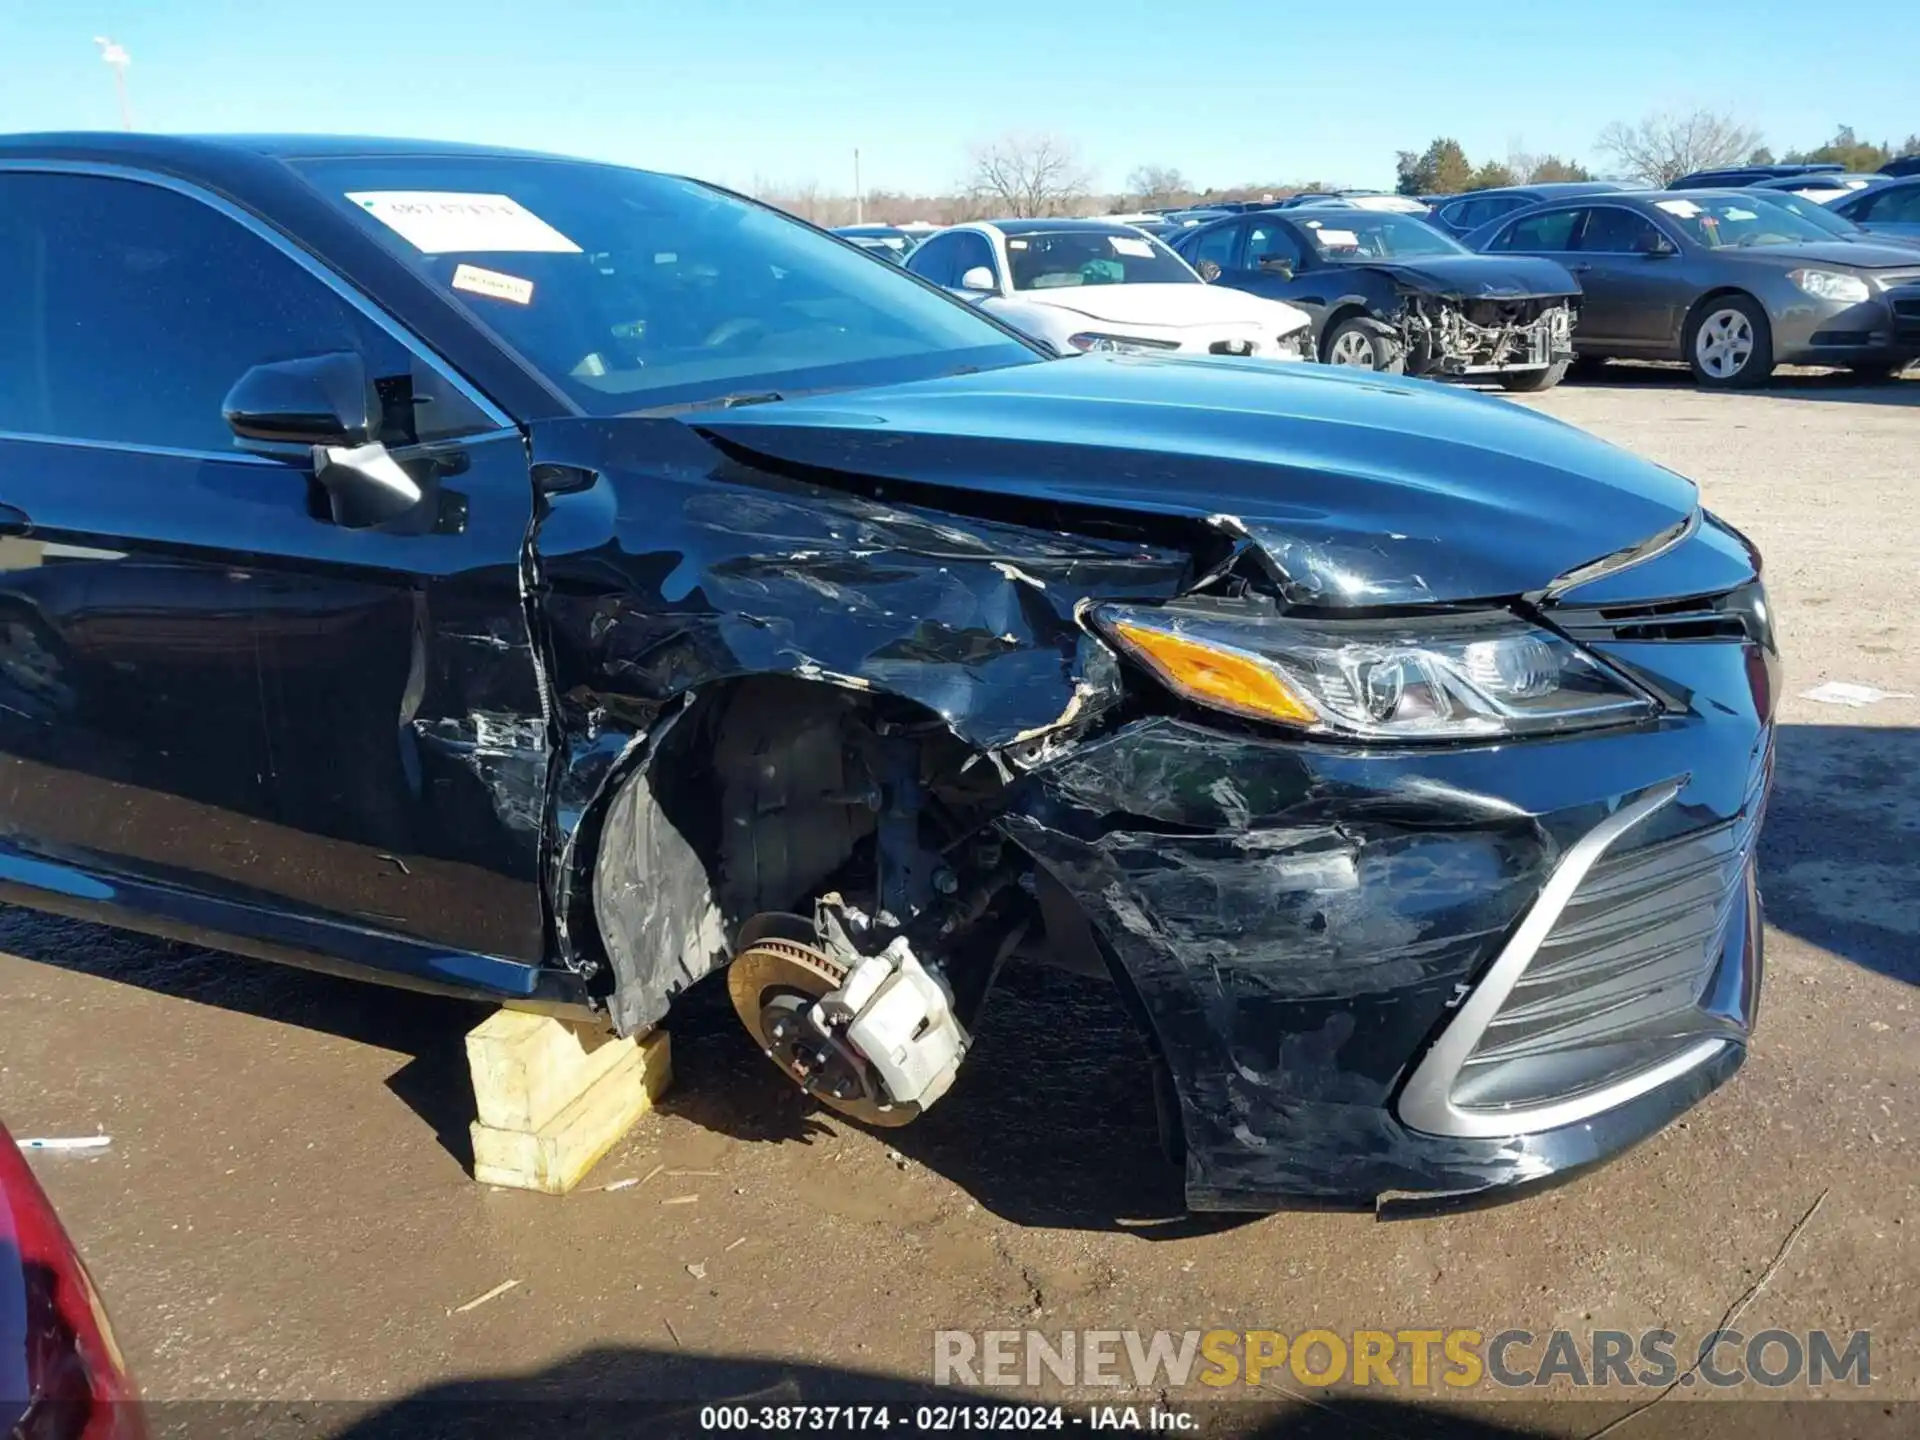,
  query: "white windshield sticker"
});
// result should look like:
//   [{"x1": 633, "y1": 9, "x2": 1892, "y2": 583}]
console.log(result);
[
  {"x1": 1007, "y1": 238, "x2": 1029, "y2": 249},
  {"x1": 1110, "y1": 236, "x2": 1155, "y2": 258},
  {"x1": 346, "y1": 192, "x2": 582, "y2": 254},
  {"x1": 450, "y1": 263, "x2": 535, "y2": 305},
  {"x1": 1723, "y1": 207, "x2": 1759, "y2": 221},
  {"x1": 1314, "y1": 229, "x2": 1361, "y2": 246},
  {"x1": 1655, "y1": 199, "x2": 1703, "y2": 218}
]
